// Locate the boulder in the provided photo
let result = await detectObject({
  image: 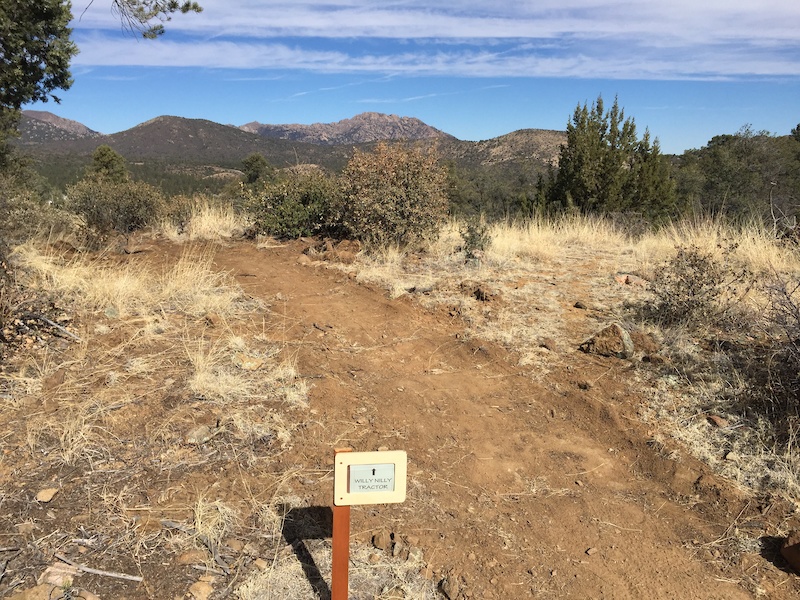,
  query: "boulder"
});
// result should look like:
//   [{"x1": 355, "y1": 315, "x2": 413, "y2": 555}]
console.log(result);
[{"x1": 579, "y1": 323, "x2": 635, "y2": 359}]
